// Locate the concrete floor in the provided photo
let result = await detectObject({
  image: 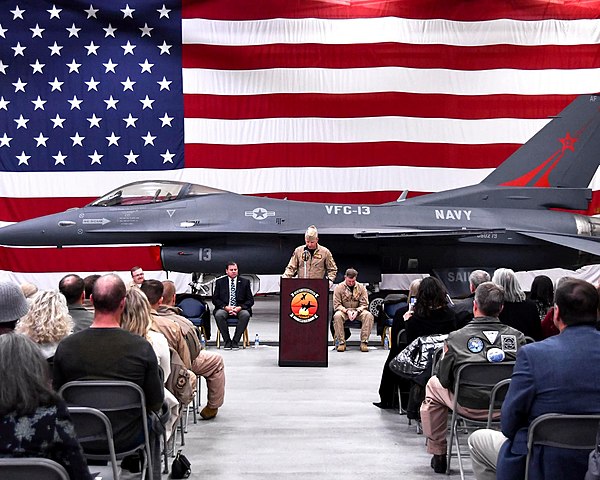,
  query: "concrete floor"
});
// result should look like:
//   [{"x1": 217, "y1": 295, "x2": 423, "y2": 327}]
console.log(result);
[{"x1": 173, "y1": 296, "x2": 475, "y2": 479}]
